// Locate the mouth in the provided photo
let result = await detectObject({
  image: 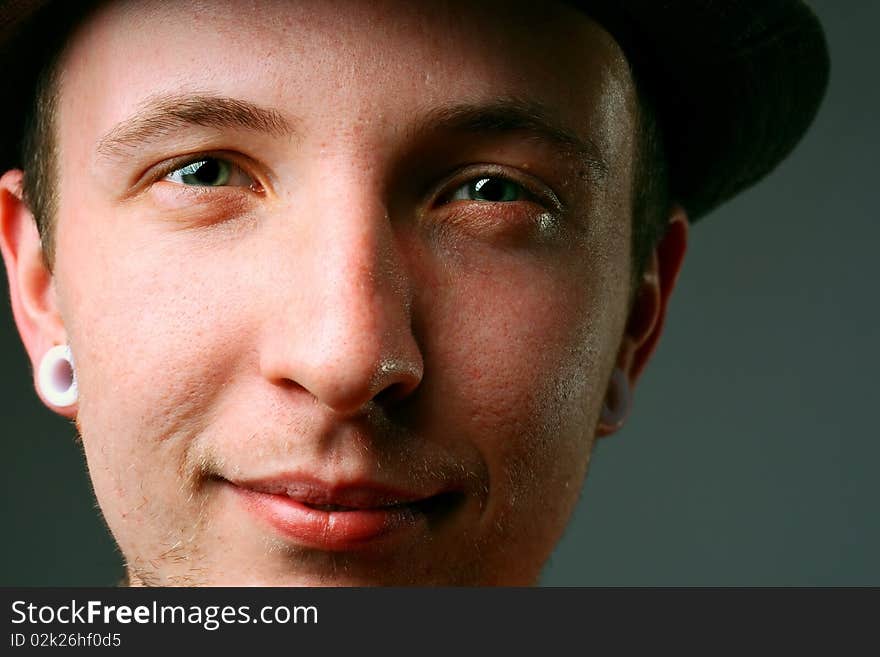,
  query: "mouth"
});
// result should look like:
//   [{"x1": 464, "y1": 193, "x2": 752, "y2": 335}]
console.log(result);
[{"x1": 221, "y1": 476, "x2": 463, "y2": 551}]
